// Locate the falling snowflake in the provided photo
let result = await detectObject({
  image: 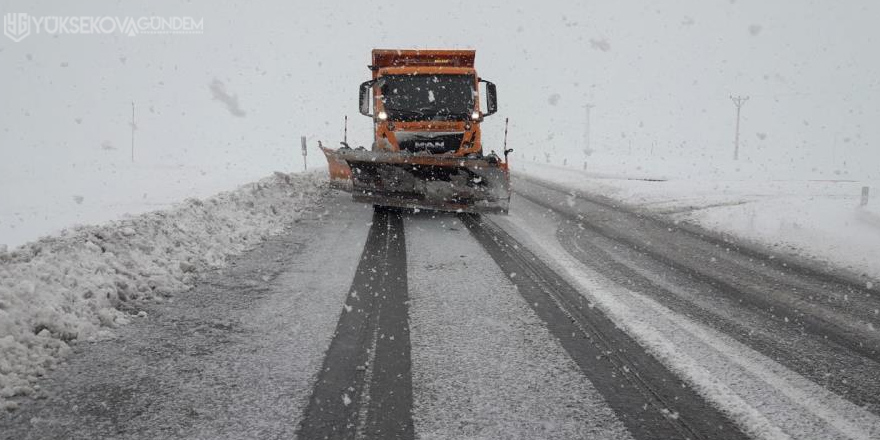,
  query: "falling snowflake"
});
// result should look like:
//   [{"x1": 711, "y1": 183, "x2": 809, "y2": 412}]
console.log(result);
[{"x1": 589, "y1": 38, "x2": 611, "y2": 52}]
